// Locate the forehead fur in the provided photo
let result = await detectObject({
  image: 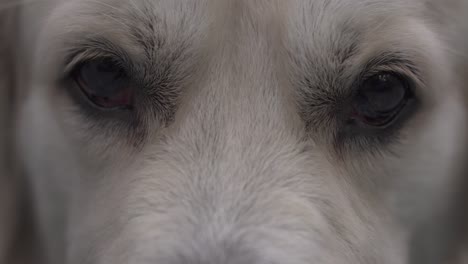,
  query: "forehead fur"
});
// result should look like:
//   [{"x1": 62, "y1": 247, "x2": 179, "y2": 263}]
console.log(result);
[
  {"x1": 35, "y1": 0, "x2": 443, "y2": 150},
  {"x1": 46, "y1": 0, "x2": 423, "y2": 57},
  {"x1": 43, "y1": 0, "x2": 432, "y2": 100}
]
